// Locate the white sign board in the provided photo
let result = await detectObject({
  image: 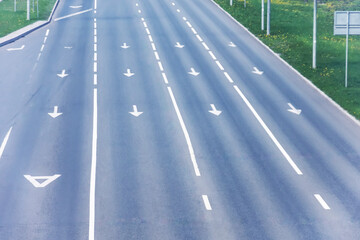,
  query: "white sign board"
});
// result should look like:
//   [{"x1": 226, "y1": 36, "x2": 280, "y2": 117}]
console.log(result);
[{"x1": 334, "y1": 11, "x2": 360, "y2": 35}]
